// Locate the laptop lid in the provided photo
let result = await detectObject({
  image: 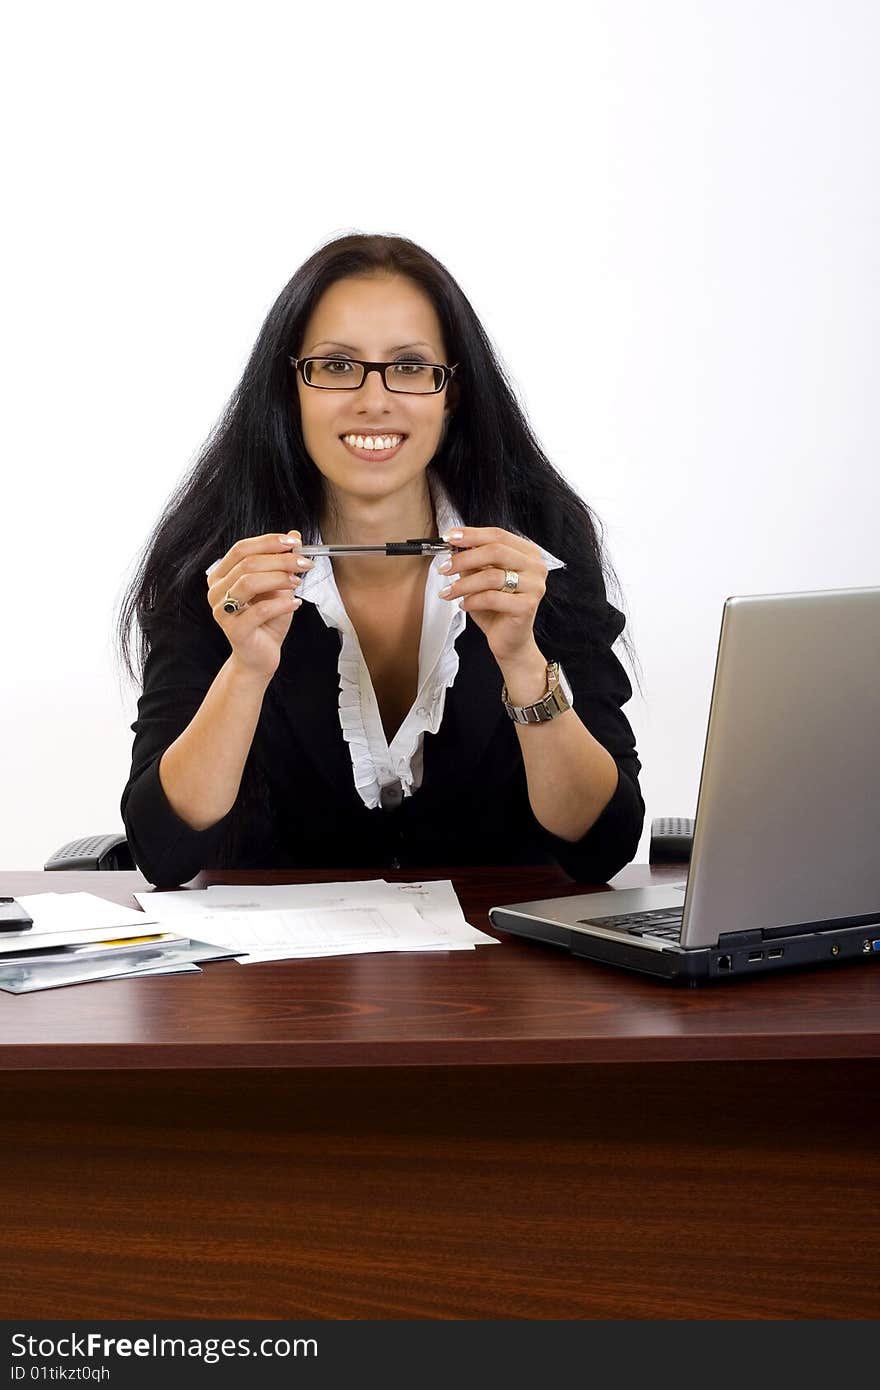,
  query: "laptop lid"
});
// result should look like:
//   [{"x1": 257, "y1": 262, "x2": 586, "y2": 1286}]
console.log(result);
[{"x1": 680, "y1": 586, "x2": 880, "y2": 948}]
